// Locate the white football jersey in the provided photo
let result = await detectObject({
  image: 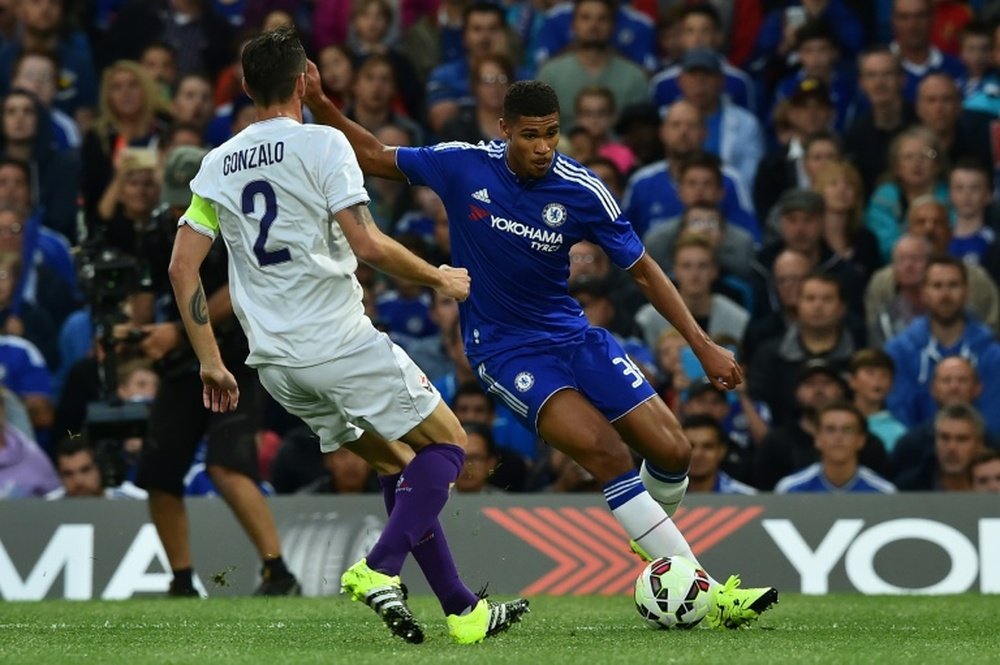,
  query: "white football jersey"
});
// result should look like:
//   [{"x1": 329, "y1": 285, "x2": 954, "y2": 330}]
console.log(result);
[{"x1": 182, "y1": 117, "x2": 374, "y2": 367}]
